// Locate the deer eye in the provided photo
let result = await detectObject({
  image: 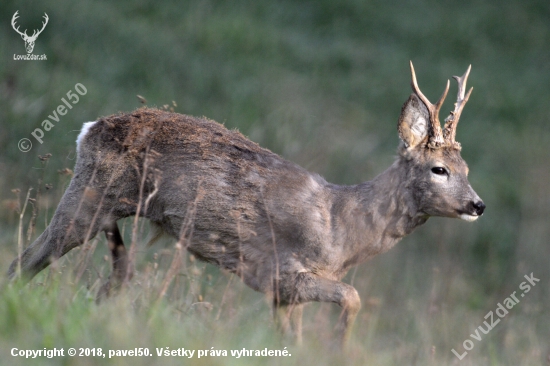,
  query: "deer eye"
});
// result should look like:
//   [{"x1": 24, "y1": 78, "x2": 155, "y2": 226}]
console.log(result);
[{"x1": 431, "y1": 167, "x2": 447, "y2": 175}]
